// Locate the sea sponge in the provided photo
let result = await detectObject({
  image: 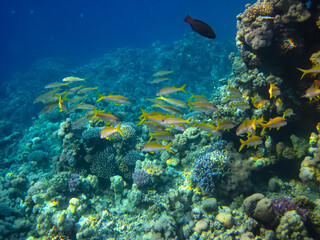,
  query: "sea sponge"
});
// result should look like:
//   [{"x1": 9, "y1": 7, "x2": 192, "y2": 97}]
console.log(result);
[
  {"x1": 281, "y1": 2, "x2": 311, "y2": 23},
  {"x1": 195, "y1": 218, "x2": 210, "y2": 235},
  {"x1": 215, "y1": 212, "x2": 234, "y2": 229},
  {"x1": 275, "y1": 210, "x2": 308, "y2": 239},
  {"x1": 202, "y1": 198, "x2": 218, "y2": 213},
  {"x1": 243, "y1": 193, "x2": 279, "y2": 227}
]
